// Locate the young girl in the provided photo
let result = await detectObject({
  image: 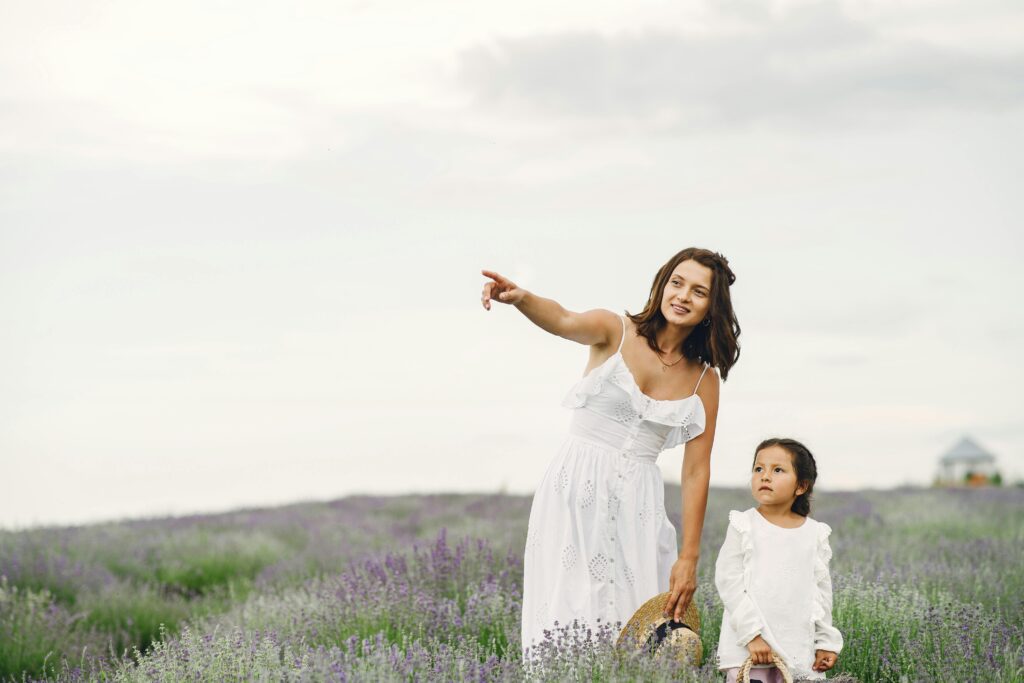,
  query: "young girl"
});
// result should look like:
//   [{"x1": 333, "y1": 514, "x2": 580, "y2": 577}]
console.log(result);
[{"x1": 714, "y1": 438, "x2": 843, "y2": 682}]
